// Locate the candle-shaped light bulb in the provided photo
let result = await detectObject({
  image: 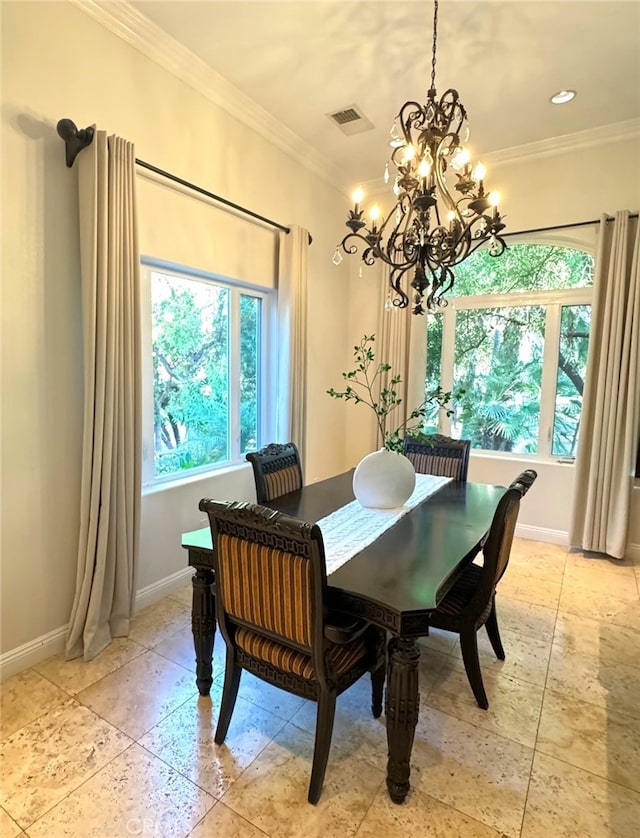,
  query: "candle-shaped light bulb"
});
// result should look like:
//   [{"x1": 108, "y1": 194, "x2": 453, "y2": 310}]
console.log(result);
[
  {"x1": 447, "y1": 210, "x2": 456, "y2": 221},
  {"x1": 402, "y1": 144, "x2": 416, "y2": 165},
  {"x1": 472, "y1": 162, "x2": 486, "y2": 182},
  {"x1": 352, "y1": 187, "x2": 364, "y2": 213},
  {"x1": 489, "y1": 190, "x2": 500, "y2": 219},
  {"x1": 370, "y1": 205, "x2": 380, "y2": 230},
  {"x1": 417, "y1": 158, "x2": 431, "y2": 179}
]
